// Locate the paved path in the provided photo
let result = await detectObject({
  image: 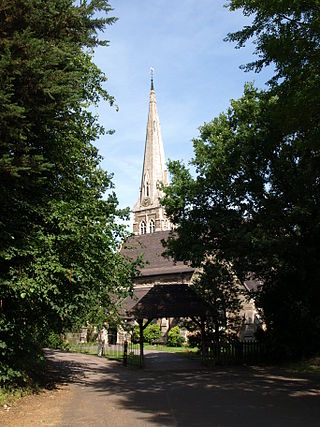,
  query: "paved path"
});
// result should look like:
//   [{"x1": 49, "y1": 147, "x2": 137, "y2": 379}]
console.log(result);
[
  {"x1": 144, "y1": 349, "x2": 203, "y2": 371},
  {"x1": 2, "y1": 350, "x2": 320, "y2": 427}
]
